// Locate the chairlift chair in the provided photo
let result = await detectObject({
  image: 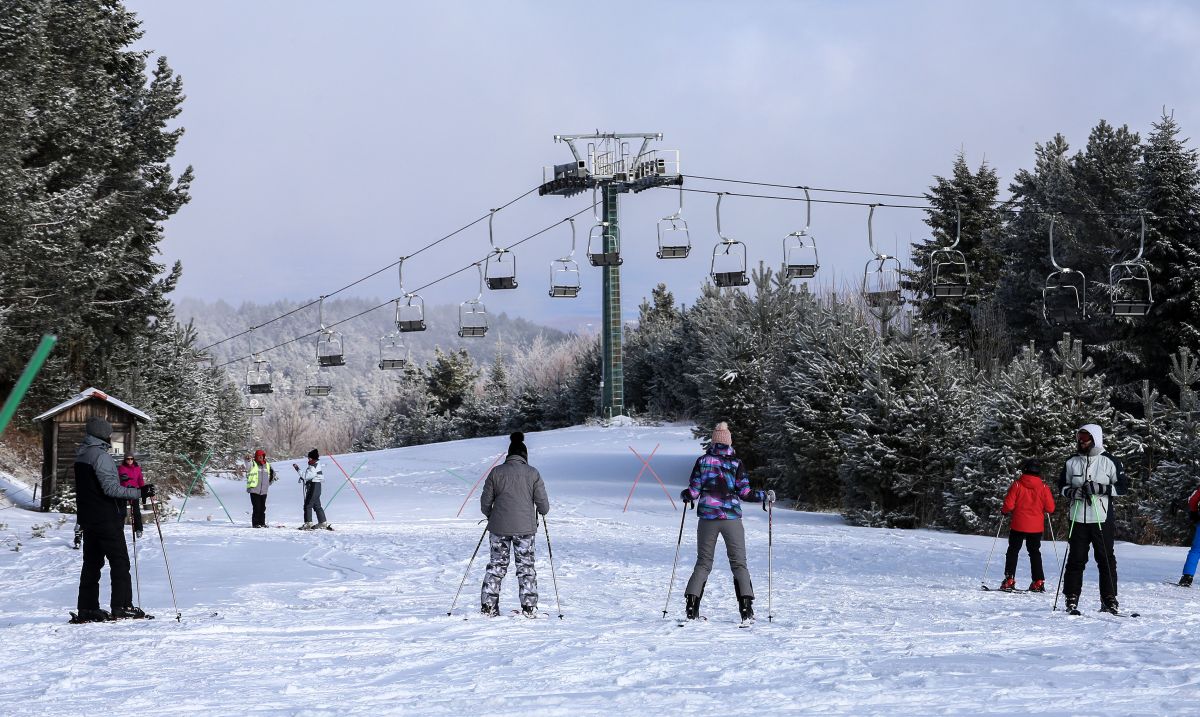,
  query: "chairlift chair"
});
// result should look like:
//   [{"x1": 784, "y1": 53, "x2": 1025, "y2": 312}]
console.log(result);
[
  {"x1": 549, "y1": 218, "x2": 581, "y2": 298},
  {"x1": 1042, "y1": 215, "x2": 1087, "y2": 325},
  {"x1": 304, "y1": 365, "x2": 332, "y2": 397},
  {"x1": 711, "y1": 193, "x2": 750, "y2": 288},
  {"x1": 484, "y1": 210, "x2": 518, "y2": 289},
  {"x1": 1110, "y1": 211, "x2": 1153, "y2": 317},
  {"x1": 656, "y1": 185, "x2": 691, "y2": 259},
  {"x1": 395, "y1": 258, "x2": 427, "y2": 332},
  {"x1": 783, "y1": 188, "x2": 820, "y2": 280},
  {"x1": 861, "y1": 205, "x2": 904, "y2": 318},
  {"x1": 246, "y1": 355, "x2": 273, "y2": 395},
  {"x1": 315, "y1": 296, "x2": 346, "y2": 367},
  {"x1": 458, "y1": 263, "x2": 489, "y2": 338},
  {"x1": 586, "y1": 187, "x2": 623, "y2": 267},
  {"x1": 378, "y1": 311, "x2": 409, "y2": 370},
  {"x1": 930, "y1": 204, "x2": 969, "y2": 298}
]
